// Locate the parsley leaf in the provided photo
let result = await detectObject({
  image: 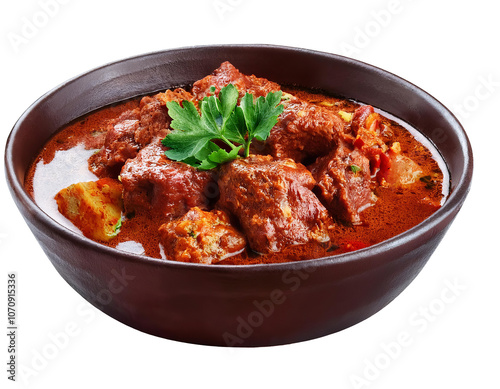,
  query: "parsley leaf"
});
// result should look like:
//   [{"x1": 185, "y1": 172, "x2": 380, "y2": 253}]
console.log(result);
[
  {"x1": 162, "y1": 84, "x2": 284, "y2": 170},
  {"x1": 237, "y1": 91, "x2": 284, "y2": 156}
]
